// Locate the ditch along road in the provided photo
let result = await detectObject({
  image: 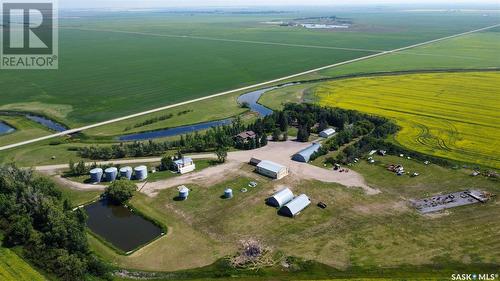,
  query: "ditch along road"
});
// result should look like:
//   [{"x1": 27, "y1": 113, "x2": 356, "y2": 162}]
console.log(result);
[{"x1": 1, "y1": 23, "x2": 499, "y2": 152}]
